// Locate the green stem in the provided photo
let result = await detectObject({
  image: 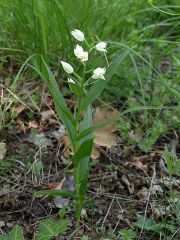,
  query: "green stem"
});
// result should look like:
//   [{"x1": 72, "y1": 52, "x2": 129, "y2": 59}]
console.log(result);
[
  {"x1": 74, "y1": 63, "x2": 87, "y2": 228},
  {"x1": 76, "y1": 63, "x2": 86, "y2": 122},
  {"x1": 74, "y1": 166, "x2": 81, "y2": 227}
]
